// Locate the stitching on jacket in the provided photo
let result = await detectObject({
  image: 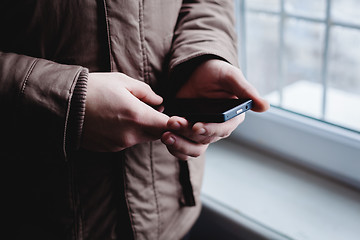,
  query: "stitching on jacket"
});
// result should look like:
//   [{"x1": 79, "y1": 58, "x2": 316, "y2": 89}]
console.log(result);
[
  {"x1": 138, "y1": 0, "x2": 150, "y2": 84},
  {"x1": 103, "y1": 0, "x2": 113, "y2": 72},
  {"x1": 121, "y1": 154, "x2": 137, "y2": 240},
  {"x1": 139, "y1": 1, "x2": 161, "y2": 238},
  {"x1": 20, "y1": 58, "x2": 39, "y2": 95},
  {"x1": 150, "y1": 142, "x2": 161, "y2": 239}
]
